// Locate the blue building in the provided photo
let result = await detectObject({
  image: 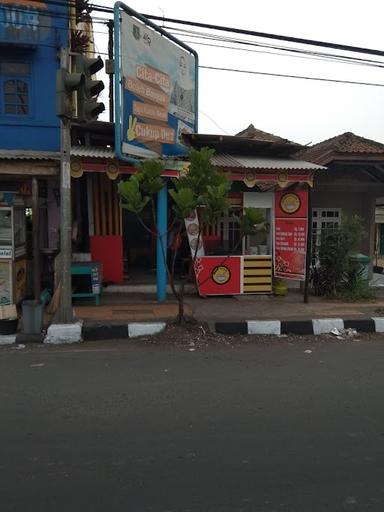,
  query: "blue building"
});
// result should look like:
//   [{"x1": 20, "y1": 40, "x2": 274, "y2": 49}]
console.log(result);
[
  {"x1": 0, "y1": 0, "x2": 69, "y2": 306},
  {"x1": 0, "y1": 0, "x2": 68, "y2": 151}
]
